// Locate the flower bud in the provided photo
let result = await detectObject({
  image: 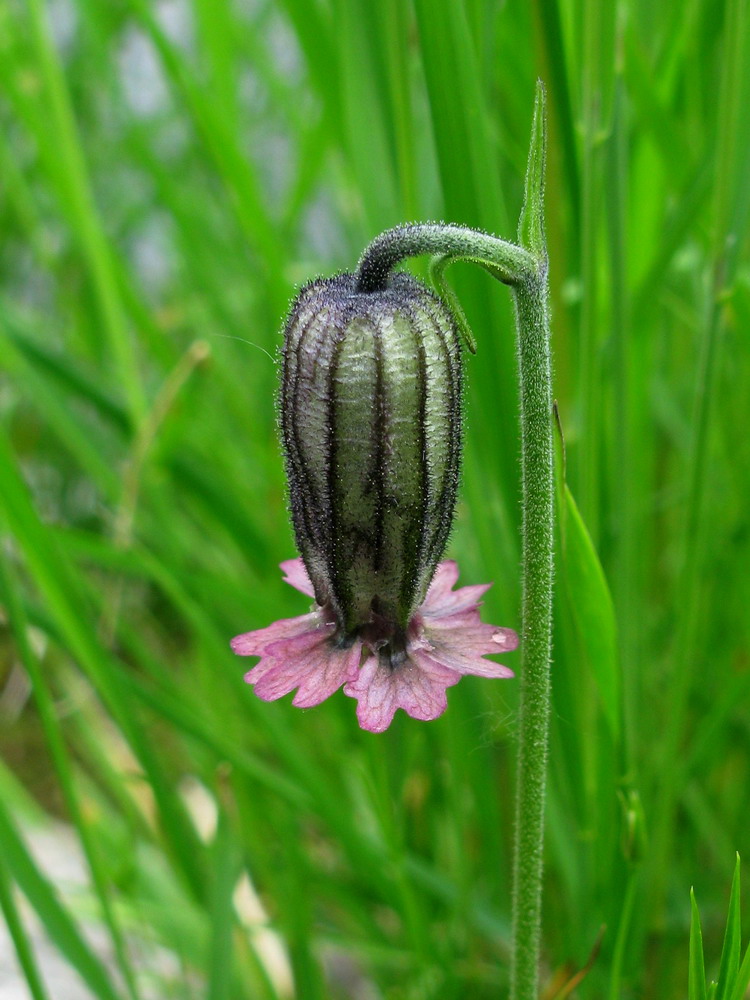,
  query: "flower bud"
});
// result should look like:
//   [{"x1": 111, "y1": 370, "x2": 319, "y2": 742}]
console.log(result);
[{"x1": 280, "y1": 271, "x2": 462, "y2": 642}]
